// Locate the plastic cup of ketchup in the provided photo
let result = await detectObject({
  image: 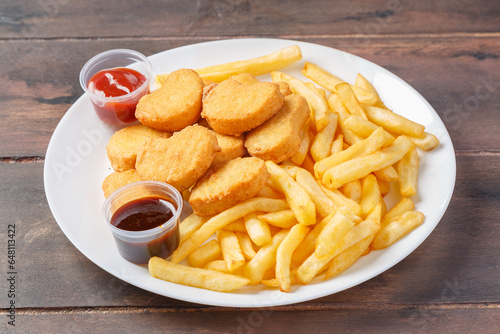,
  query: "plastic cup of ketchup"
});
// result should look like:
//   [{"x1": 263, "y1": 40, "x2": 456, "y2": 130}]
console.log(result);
[
  {"x1": 102, "y1": 181, "x2": 183, "y2": 264},
  {"x1": 79, "y1": 49, "x2": 152, "y2": 124}
]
